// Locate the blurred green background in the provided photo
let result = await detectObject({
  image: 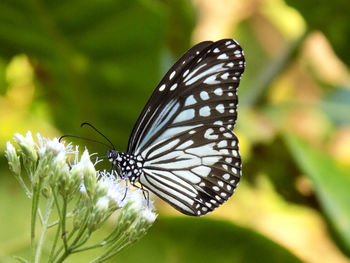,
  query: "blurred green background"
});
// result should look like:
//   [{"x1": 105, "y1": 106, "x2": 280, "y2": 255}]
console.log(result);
[{"x1": 1, "y1": 0, "x2": 350, "y2": 262}]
